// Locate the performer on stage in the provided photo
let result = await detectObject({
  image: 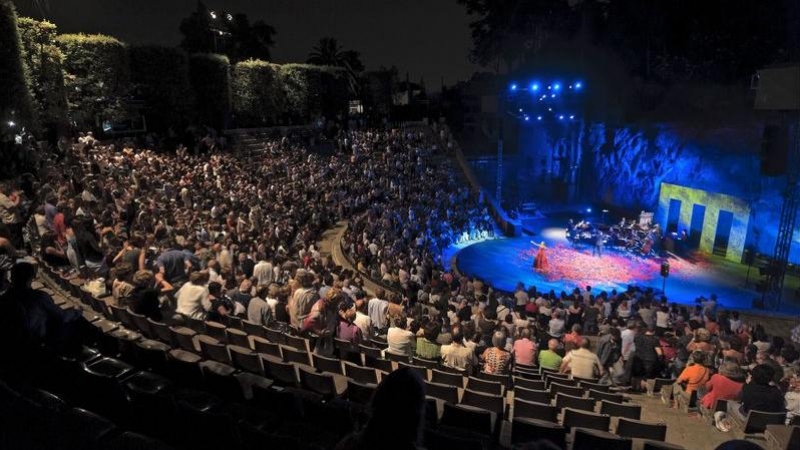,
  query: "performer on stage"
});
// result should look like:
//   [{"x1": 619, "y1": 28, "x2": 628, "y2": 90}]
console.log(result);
[
  {"x1": 593, "y1": 232, "x2": 604, "y2": 257},
  {"x1": 532, "y1": 241, "x2": 549, "y2": 271}
]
